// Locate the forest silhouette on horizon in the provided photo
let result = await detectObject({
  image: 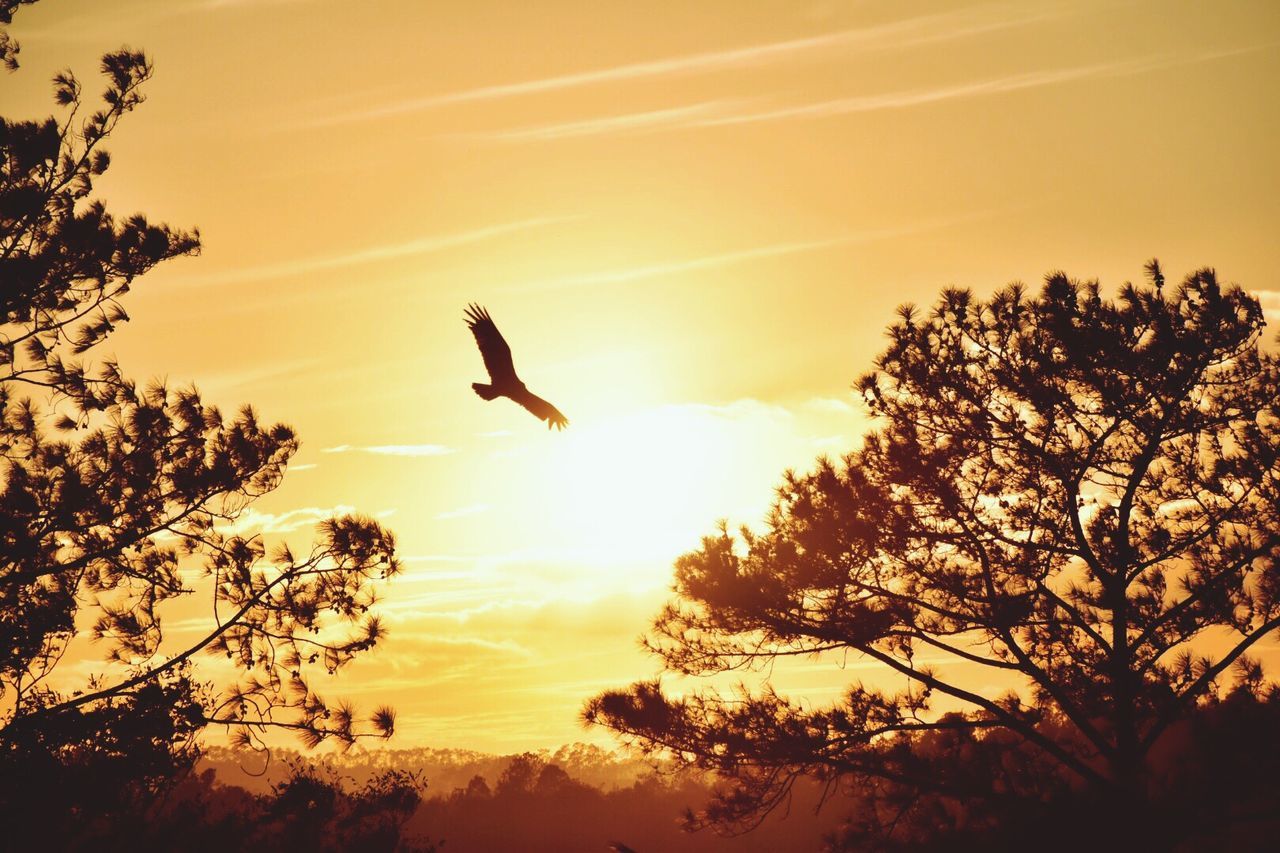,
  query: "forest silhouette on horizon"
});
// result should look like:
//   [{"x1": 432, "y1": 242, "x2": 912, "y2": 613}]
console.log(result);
[{"x1": 3, "y1": 1, "x2": 1280, "y2": 850}]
